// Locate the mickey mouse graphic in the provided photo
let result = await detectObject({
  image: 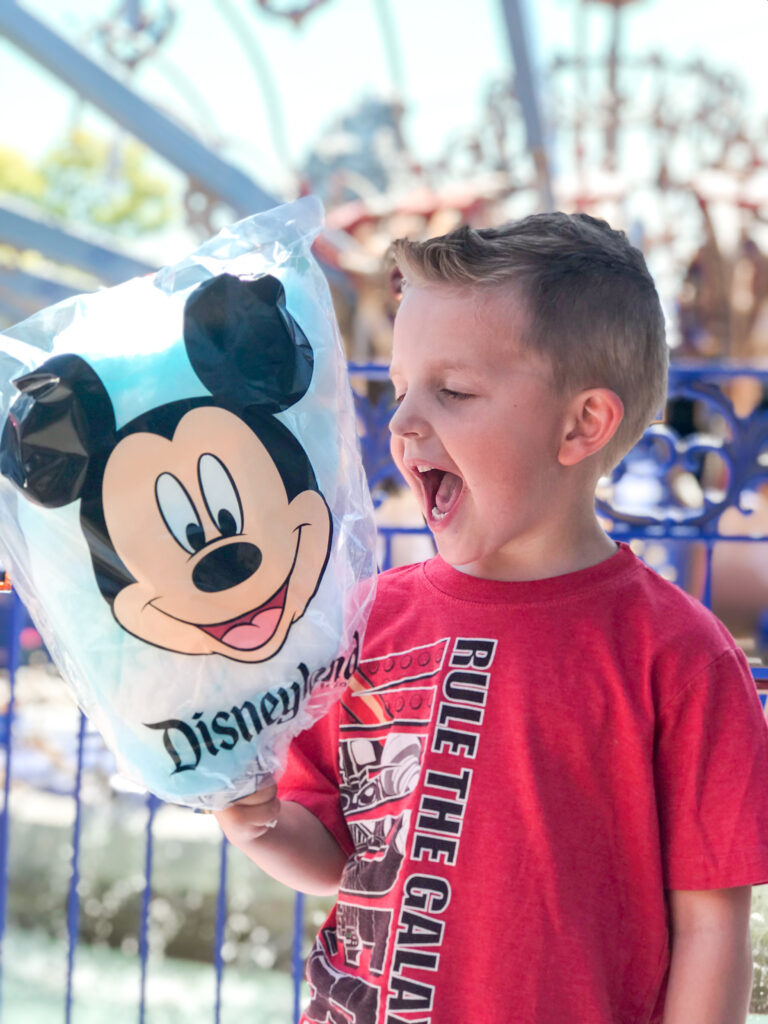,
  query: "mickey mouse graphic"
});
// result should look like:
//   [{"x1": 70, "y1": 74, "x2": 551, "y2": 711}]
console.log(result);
[{"x1": 0, "y1": 273, "x2": 332, "y2": 663}]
